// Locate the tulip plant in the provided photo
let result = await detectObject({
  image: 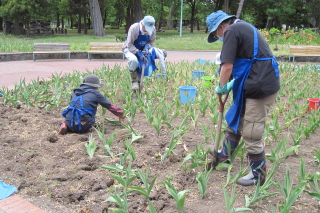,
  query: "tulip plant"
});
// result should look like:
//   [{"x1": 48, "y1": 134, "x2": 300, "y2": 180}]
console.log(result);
[{"x1": 1, "y1": 59, "x2": 320, "y2": 212}]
